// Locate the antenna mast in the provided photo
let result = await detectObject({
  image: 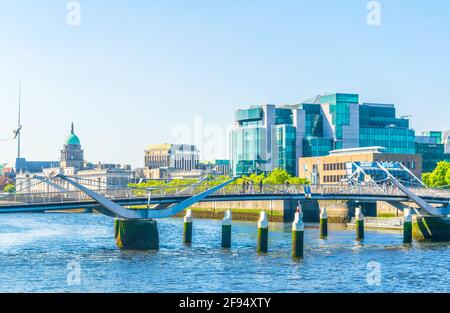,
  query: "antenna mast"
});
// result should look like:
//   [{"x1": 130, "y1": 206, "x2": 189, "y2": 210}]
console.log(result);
[
  {"x1": 13, "y1": 82, "x2": 23, "y2": 159},
  {"x1": 18, "y1": 82, "x2": 21, "y2": 158}
]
